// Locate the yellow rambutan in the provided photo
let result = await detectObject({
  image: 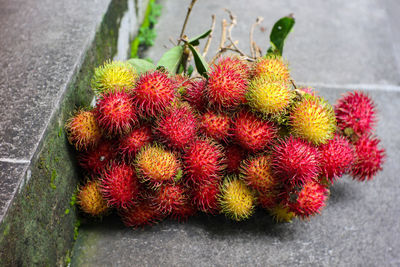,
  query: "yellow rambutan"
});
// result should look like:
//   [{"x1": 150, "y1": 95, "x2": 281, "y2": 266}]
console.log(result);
[
  {"x1": 218, "y1": 176, "x2": 256, "y2": 221},
  {"x1": 252, "y1": 56, "x2": 290, "y2": 82},
  {"x1": 290, "y1": 95, "x2": 336, "y2": 145},
  {"x1": 91, "y1": 60, "x2": 137, "y2": 95},
  {"x1": 247, "y1": 78, "x2": 292, "y2": 115},
  {"x1": 77, "y1": 180, "x2": 109, "y2": 216},
  {"x1": 269, "y1": 204, "x2": 296, "y2": 223}
]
